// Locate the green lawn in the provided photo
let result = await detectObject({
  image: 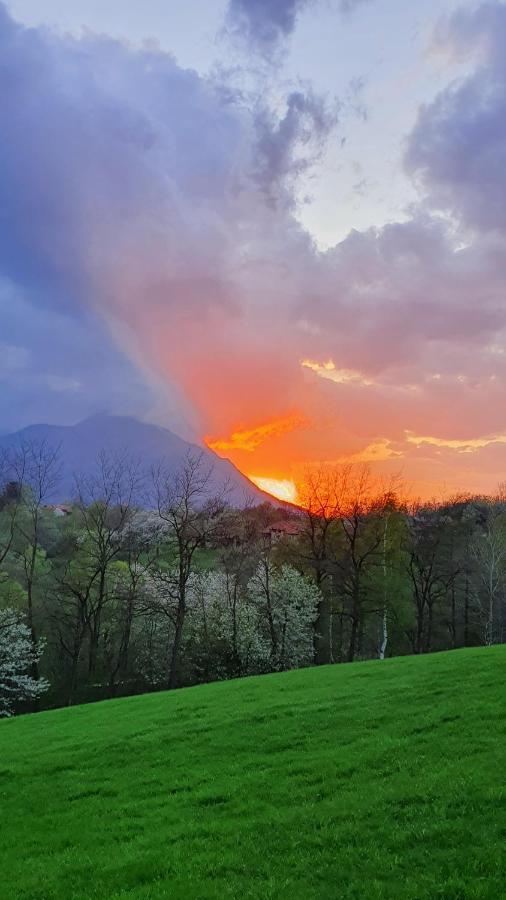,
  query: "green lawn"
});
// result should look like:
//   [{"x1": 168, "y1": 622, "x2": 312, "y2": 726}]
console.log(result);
[{"x1": 0, "y1": 648, "x2": 505, "y2": 899}]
